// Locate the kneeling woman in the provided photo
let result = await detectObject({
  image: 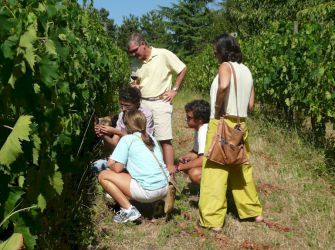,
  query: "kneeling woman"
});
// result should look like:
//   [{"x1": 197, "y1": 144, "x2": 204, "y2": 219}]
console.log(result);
[{"x1": 98, "y1": 110, "x2": 169, "y2": 223}]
